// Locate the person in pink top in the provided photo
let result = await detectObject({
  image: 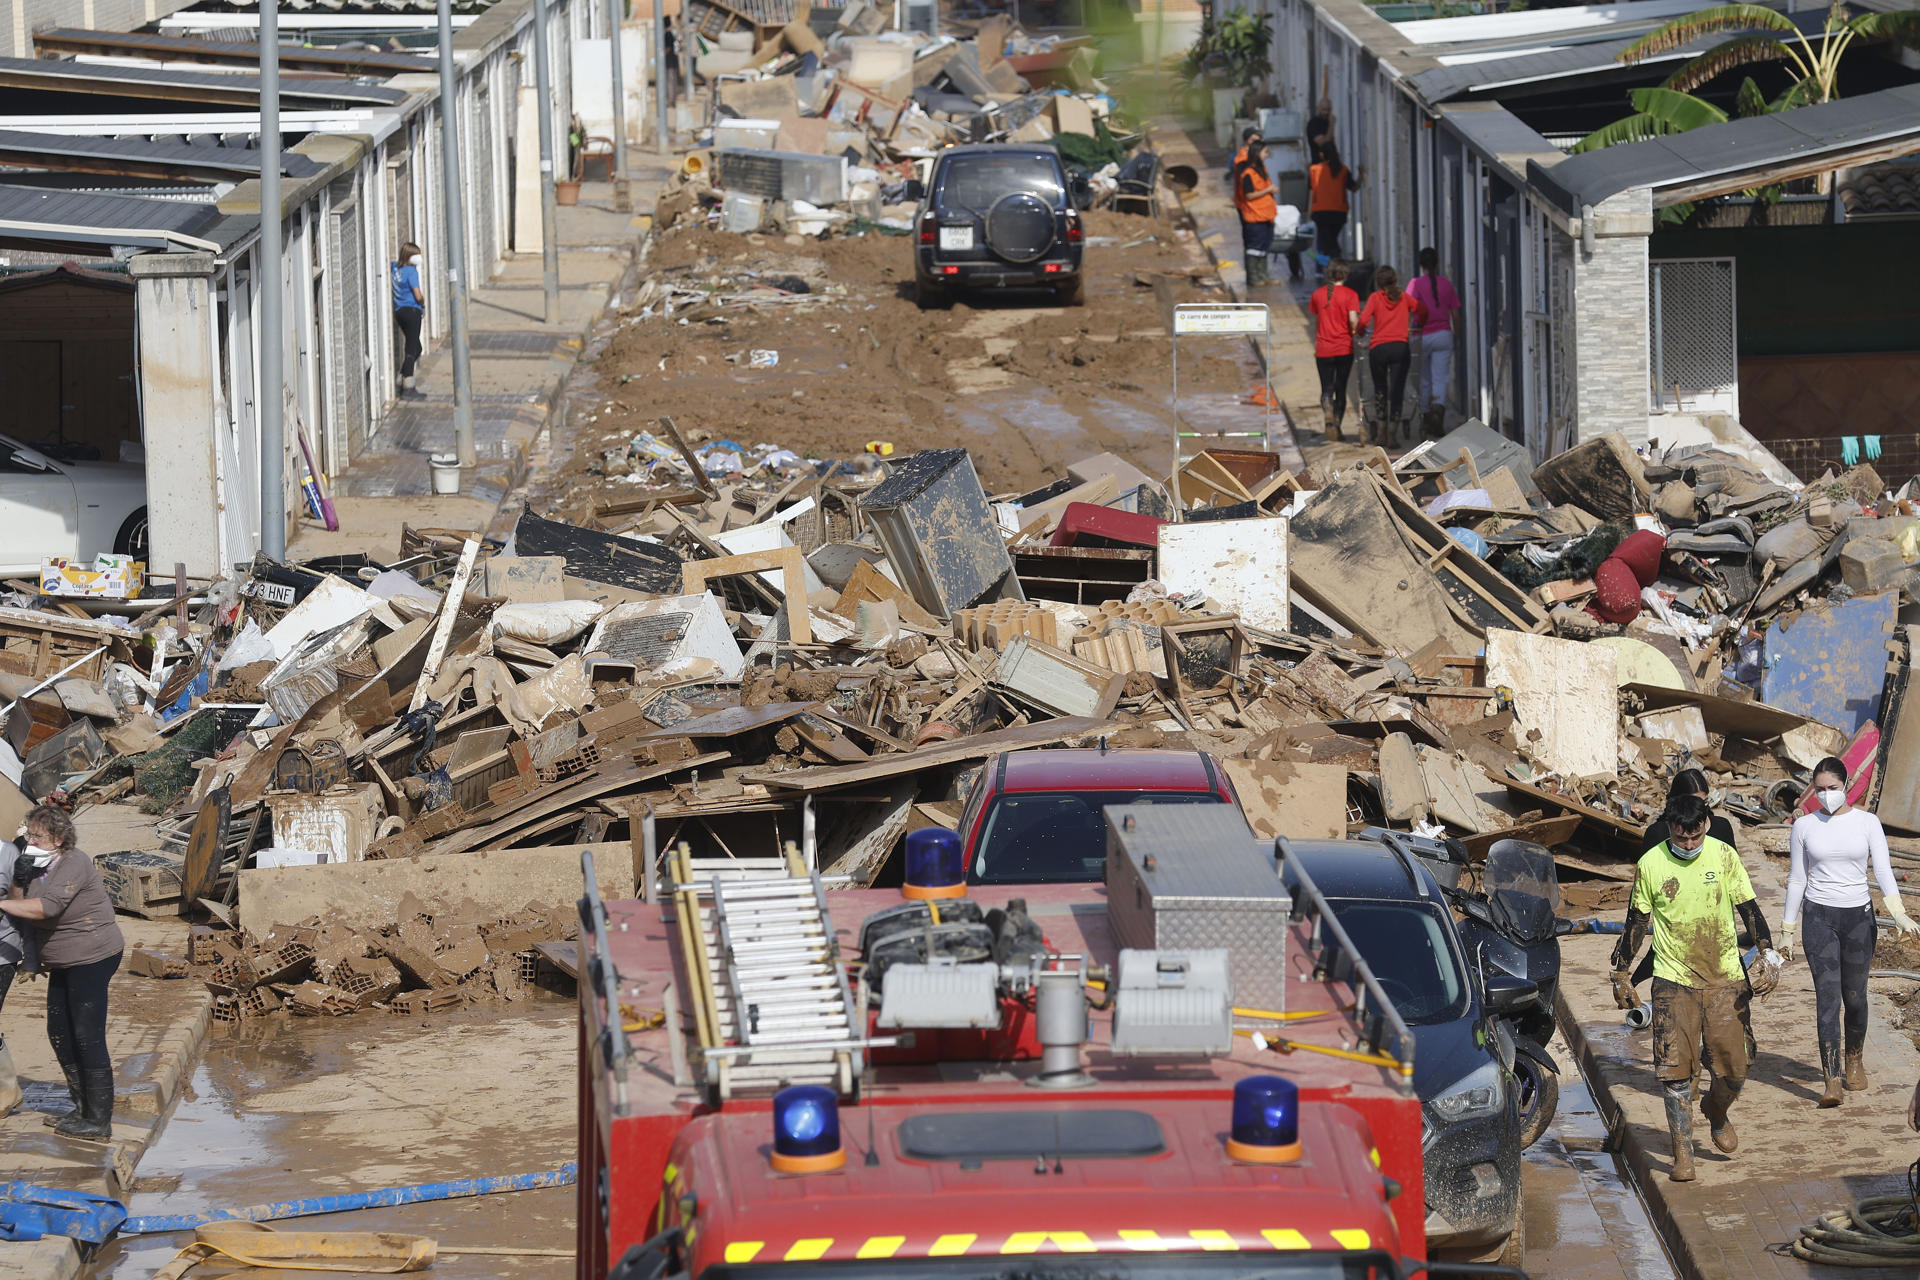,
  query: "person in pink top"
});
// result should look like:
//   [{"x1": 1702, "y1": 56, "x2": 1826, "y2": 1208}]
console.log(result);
[{"x1": 1407, "y1": 247, "x2": 1461, "y2": 438}]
